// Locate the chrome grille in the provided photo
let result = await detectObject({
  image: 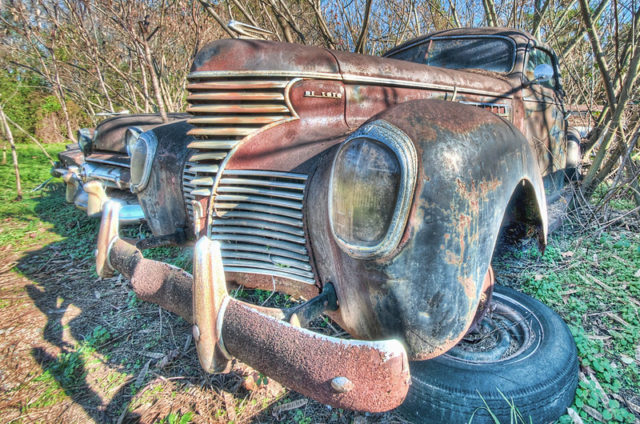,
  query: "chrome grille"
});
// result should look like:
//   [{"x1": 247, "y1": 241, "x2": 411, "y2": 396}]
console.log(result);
[
  {"x1": 182, "y1": 76, "x2": 295, "y2": 219},
  {"x1": 183, "y1": 75, "x2": 314, "y2": 284},
  {"x1": 211, "y1": 170, "x2": 314, "y2": 285}
]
